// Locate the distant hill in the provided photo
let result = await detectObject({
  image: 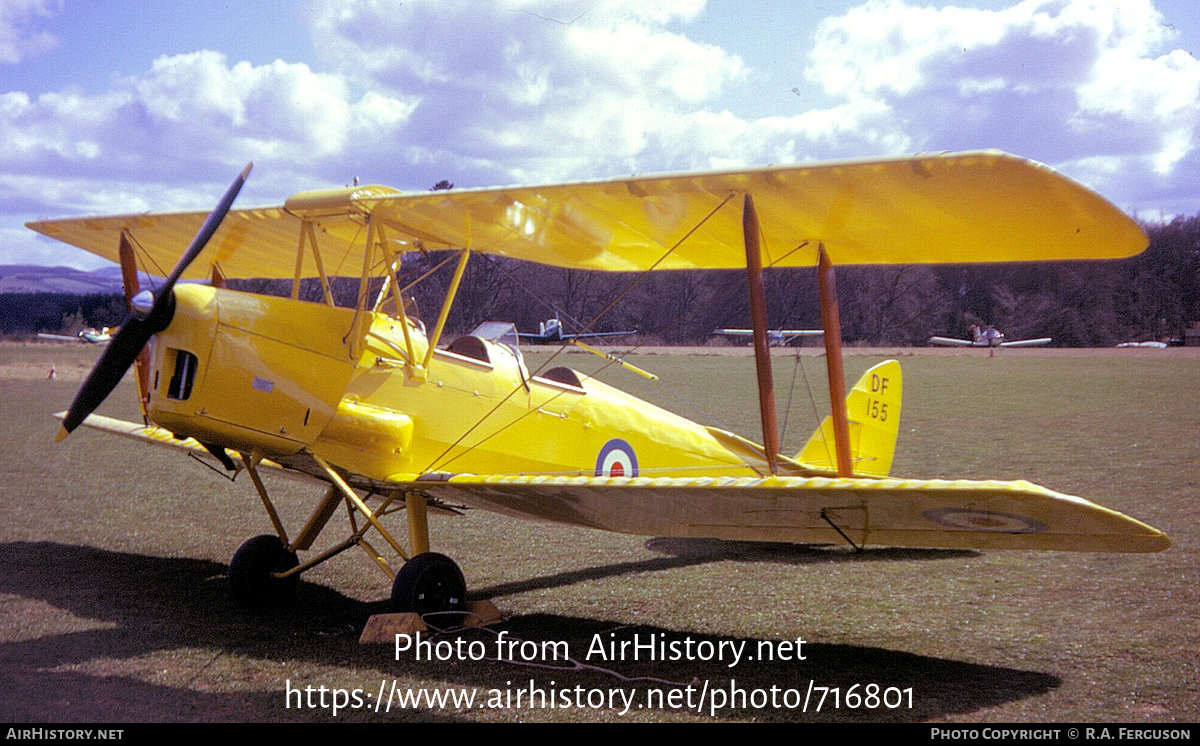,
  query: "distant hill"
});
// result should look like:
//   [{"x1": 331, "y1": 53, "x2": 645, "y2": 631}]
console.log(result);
[{"x1": 0, "y1": 265, "x2": 126, "y2": 294}]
